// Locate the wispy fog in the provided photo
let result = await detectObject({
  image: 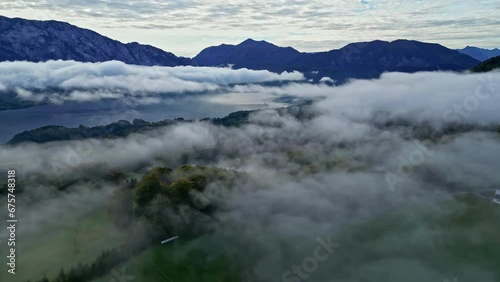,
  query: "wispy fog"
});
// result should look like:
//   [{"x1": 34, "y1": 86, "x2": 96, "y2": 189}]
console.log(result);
[{"x1": 1, "y1": 70, "x2": 500, "y2": 281}]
